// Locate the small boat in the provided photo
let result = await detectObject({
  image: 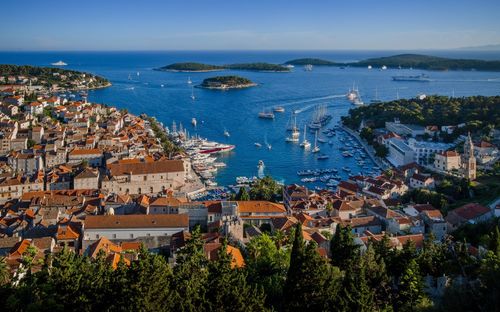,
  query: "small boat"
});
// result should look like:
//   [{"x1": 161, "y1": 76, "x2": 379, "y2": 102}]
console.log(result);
[
  {"x1": 367, "y1": 65, "x2": 372, "y2": 70},
  {"x1": 342, "y1": 167, "x2": 351, "y2": 172},
  {"x1": 304, "y1": 64, "x2": 313, "y2": 71},
  {"x1": 161, "y1": 84, "x2": 164, "y2": 87},
  {"x1": 223, "y1": 129, "x2": 230, "y2": 137},
  {"x1": 381, "y1": 65, "x2": 387, "y2": 70},
  {"x1": 267, "y1": 143, "x2": 272, "y2": 150},
  {"x1": 187, "y1": 76, "x2": 192, "y2": 84},
  {"x1": 258, "y1": 111, "x2": 275, "y2": 119},
  {"x1": 137, "y1": 72, "x2": 140, "y2": 76},
  {"x1": 273, "y1": 106, "x2": 285, "y2": 113},
  {"x1": 51, "y1": 60, "x2": 67, "y2": 66},
  {"x1": 300, "y1": 125, "x2": 311, "y2": 149},
  {"x1": 317, "y1": 154, "x2": 329, "y2": 160},
  {"x1": 254, "y1": 143, "x2": 262, "y2": 148},
  {"x1": 191, "y1": 118, "x2": 197, "y2": 127}
]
